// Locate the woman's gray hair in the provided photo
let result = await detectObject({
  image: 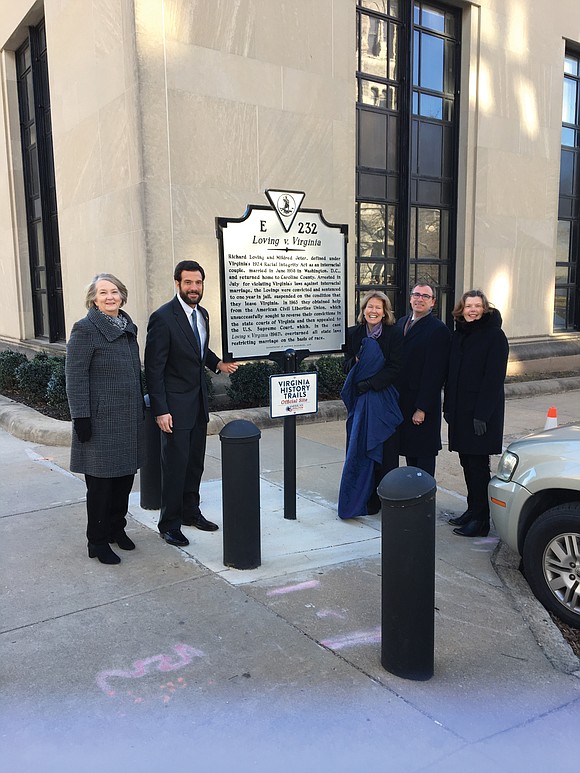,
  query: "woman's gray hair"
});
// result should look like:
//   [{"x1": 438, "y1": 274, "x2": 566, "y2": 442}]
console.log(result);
[
  {"x1": 357, "y1": 290, "x2": 395, "y2": 326},
  {"x1": 85, "y1": 273, "x2": 128, "y2": 310}
]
